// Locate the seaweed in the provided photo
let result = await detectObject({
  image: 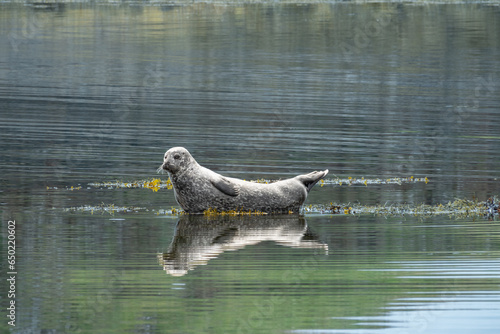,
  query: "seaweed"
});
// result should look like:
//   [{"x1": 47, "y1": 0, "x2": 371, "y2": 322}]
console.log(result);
[
  {"x1": 303, "y1": 197, "x2": 499, "y2": 218},
  {"x1": 57, "y1": 177, "x2": 497, "y2": 219},
  {"x1": 203, "y1": 208, "x2": 268, "y2": 216}
]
